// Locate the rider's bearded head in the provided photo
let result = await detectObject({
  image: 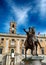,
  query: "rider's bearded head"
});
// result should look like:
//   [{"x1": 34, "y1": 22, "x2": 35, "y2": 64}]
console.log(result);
[{"x1": 29, "y1": 27, "x2": 35, "y2": 34}]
